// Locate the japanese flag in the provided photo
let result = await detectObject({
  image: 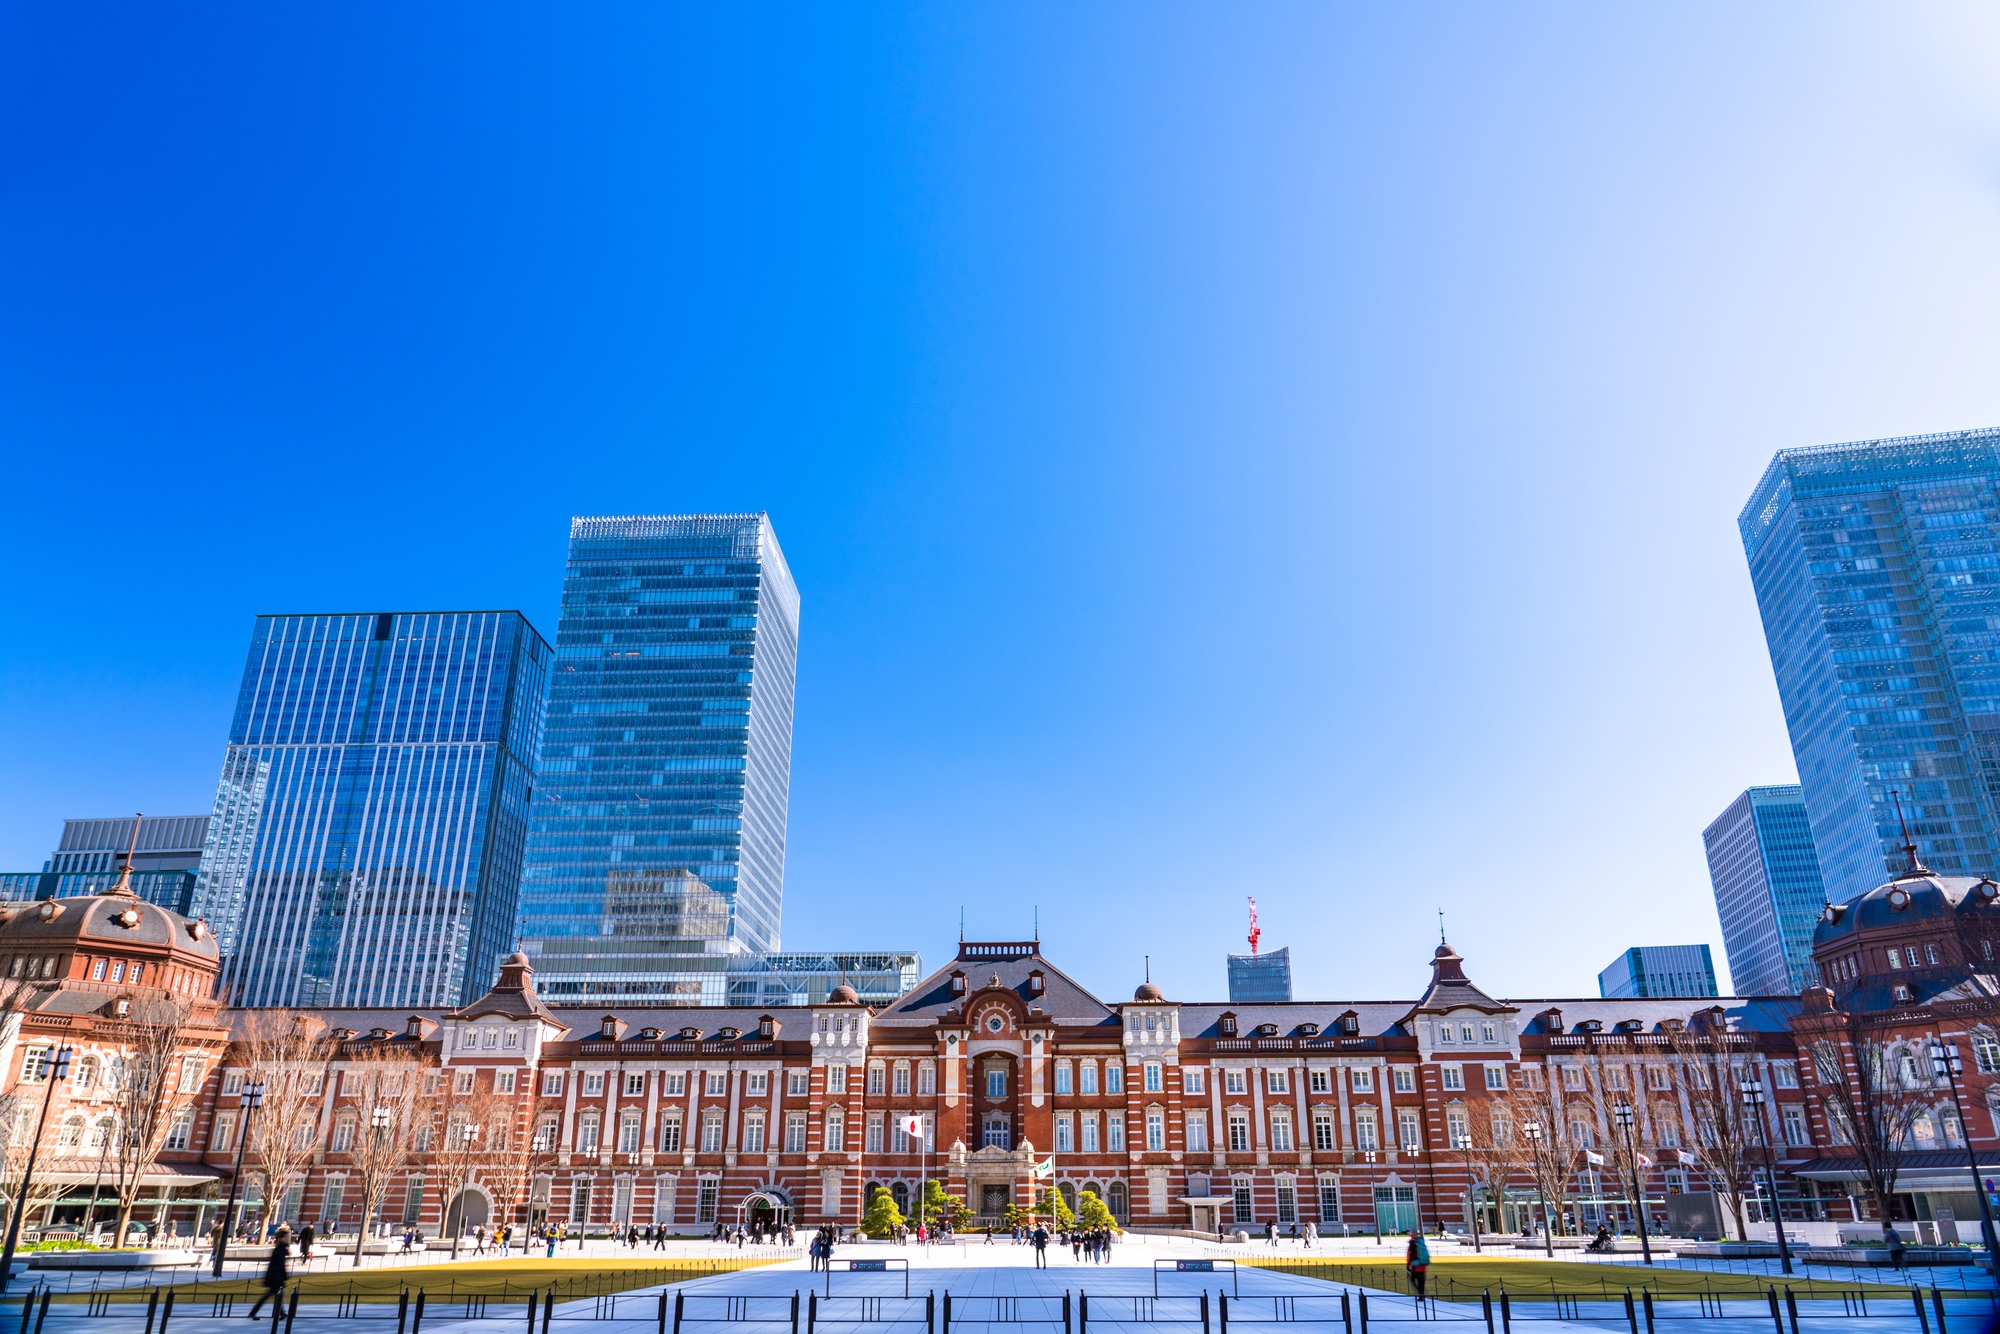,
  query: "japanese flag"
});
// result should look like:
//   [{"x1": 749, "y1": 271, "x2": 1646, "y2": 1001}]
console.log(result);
[
  {"x1": 900, "y1": 1115, "x2": 926, "y2": 1139},
  {"x1": 1637, "y1": 1154, "x2": 1653, "y2": 1168}
]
